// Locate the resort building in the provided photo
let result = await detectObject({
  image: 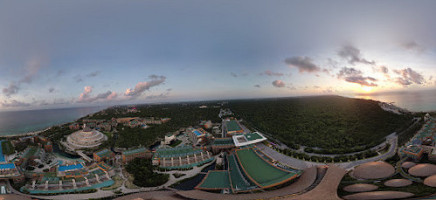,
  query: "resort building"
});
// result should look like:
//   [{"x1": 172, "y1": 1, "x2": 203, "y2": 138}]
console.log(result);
[
  {"x1": 44, "y1": 142, "x2": 53, "y2": 153},
  {"x1": 0, "y1": 142, "x2": 24, "y2": 183},
  {"x1": 164, "y1": 133, "x2": 176, "y2": 145},
  {"x1": 187, "y1": 128, "x2": 208, "y2": 146},
  {"x1": 121, "y1": 147, "x2": 150, "y2": 164},
  {"x1": 211, "y1": 138, "x2": 235, "y2": 153},
  {"x1": 223, "y1": 119, "x2": 244, "y2": 136},
  {"x1": 196, "y1": 147, "x2": 300, "y2": 193},
  {"x1": 93, "y1": 149, "x2": 115, "y2": 163},
  {"x1": 152, "y1": 145, "x2": 213, "y2": 170},
  {"x1": 232, "y1": 132, "x2": 267, "y2": 147},
  {"x1": 63, "y1": 124, "x2": 108, "y2": 151}
]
